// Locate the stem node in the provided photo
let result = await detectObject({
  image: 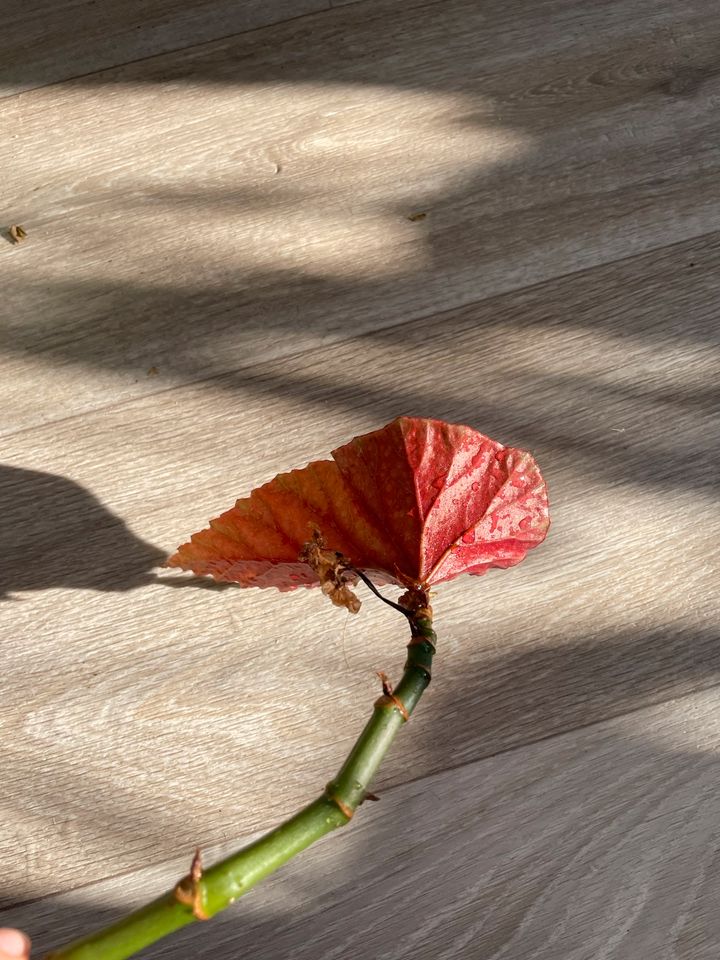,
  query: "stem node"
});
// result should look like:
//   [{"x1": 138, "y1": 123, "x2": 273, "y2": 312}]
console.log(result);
[
  {"x1": 173, "y1": 848, "x2": 209, "y2": 921},
  {"x1": 375, "y1": 671, "x2": 410, "y2": 721},
  {"x1": 324, "y1": 784, "x2": 355, "y2": 821}
]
